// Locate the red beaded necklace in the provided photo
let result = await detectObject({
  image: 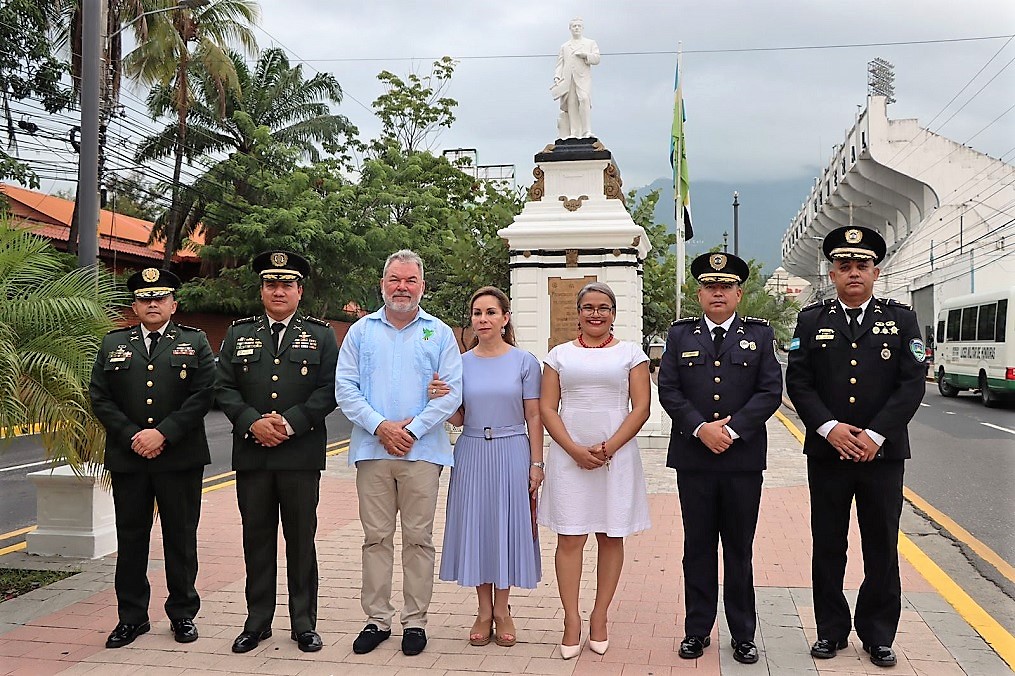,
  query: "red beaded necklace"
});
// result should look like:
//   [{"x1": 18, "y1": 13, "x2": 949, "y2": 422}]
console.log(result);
[{"x1": 577, "y1": 332, "x2": 614, "y2": 348}]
